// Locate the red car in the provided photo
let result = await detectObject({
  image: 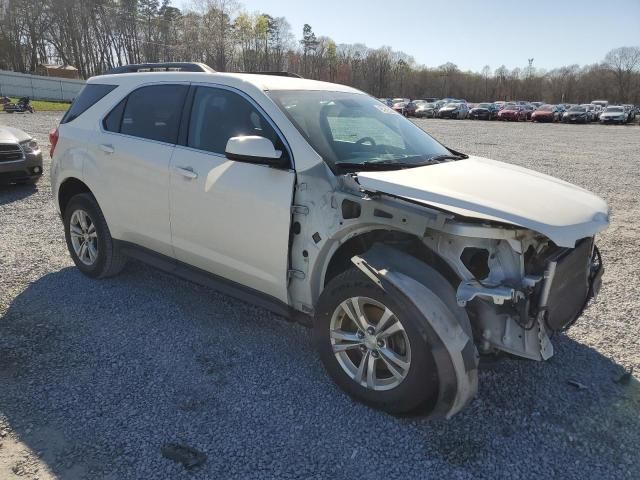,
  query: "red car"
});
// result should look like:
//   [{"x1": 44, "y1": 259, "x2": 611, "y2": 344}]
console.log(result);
[
  {"x1": 497, "y1": 104, "x2": 527, "y2": 121},
  {"x1": 531, "y1": 104, "x2": 557, "y2": 123},
  {"x1": 391, "y1": 98, "x2": 410, "y2": 116}
]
